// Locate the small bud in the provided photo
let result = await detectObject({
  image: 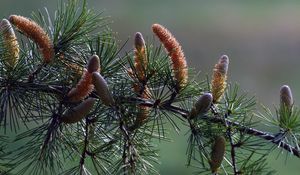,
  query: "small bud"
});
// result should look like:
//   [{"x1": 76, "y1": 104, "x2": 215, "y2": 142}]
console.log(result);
[
  {"x1": 87, "y1": 55, "x2": 100, "y2": 73},
  {"x1": 217, "y1": 55, "x2": 229, "y2": 74},
  {"x1": 210, "y1": 136, "x2": 226, "y2": 173},
  {"x1": 61, "y1": 98, "x2": 96, "y2": 124},
  {"x1": 134, "y1": 32, "x2": 146, "y2": 51},
  {"x1": 189, "y1": 93, "x2": 213, "y2": 119},
  {"x1": 92, "y1": 72, "x2": 114, "y2": 106},
  {"x1": 134, "y1": 32, "x2": 147, "y2": 81},
  {"x1": 0, "y1": 19, "x2": 15, "y2": 37},
  {"x1": 211, "y1": 55, "x2": 229, "y2": 103},
  {"x1": 0, "y1": 19, "x2": 19, "y2": 68},
  {"x1": 280, "y1": 85, "x2": 293, "y2": 109}
]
